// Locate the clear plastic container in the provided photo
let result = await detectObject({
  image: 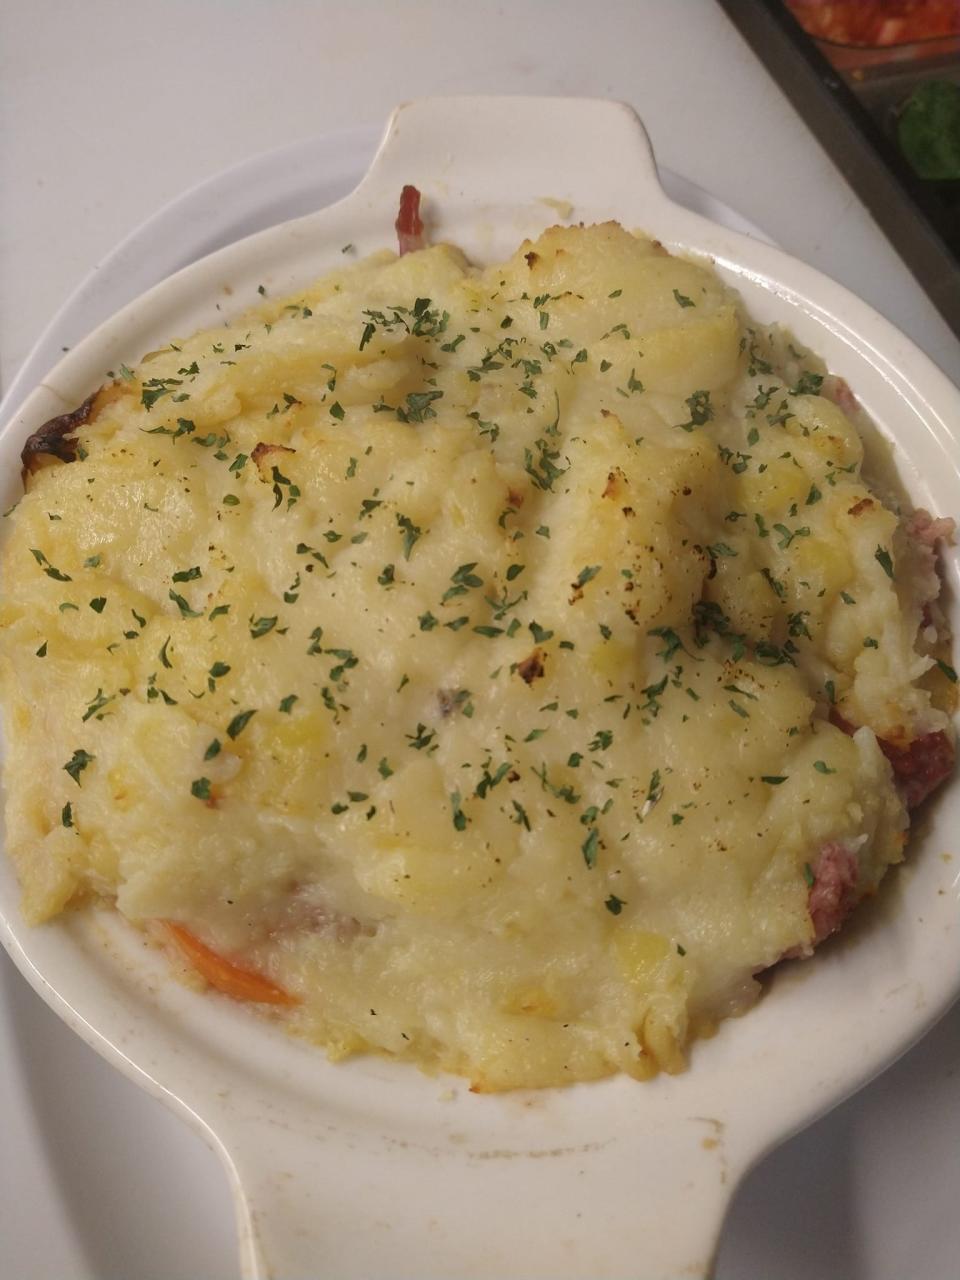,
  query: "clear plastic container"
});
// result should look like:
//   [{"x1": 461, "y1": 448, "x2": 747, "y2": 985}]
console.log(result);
[{"x1": 784, "y1": 1, "x2": 960, "y2": 75}]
